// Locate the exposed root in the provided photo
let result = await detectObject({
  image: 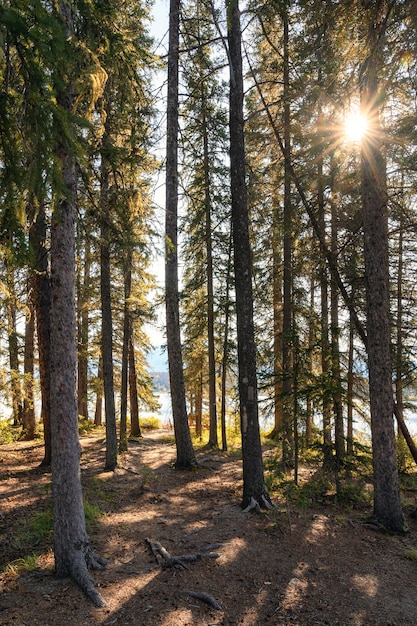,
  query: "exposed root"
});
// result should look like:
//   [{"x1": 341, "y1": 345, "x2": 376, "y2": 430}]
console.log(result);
[
  {"x1": 243, "y1": 493, "x2": 275, "y2": 513},
  {"x1": 145, "y1": 538, "x2": 220, "y2": 570},
  {"x1": 182, "y1": 590, "x2": 222, "y2": 610},
  {"x1": 69, "y1": 549, "x2": 106, "y2": 608}
]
